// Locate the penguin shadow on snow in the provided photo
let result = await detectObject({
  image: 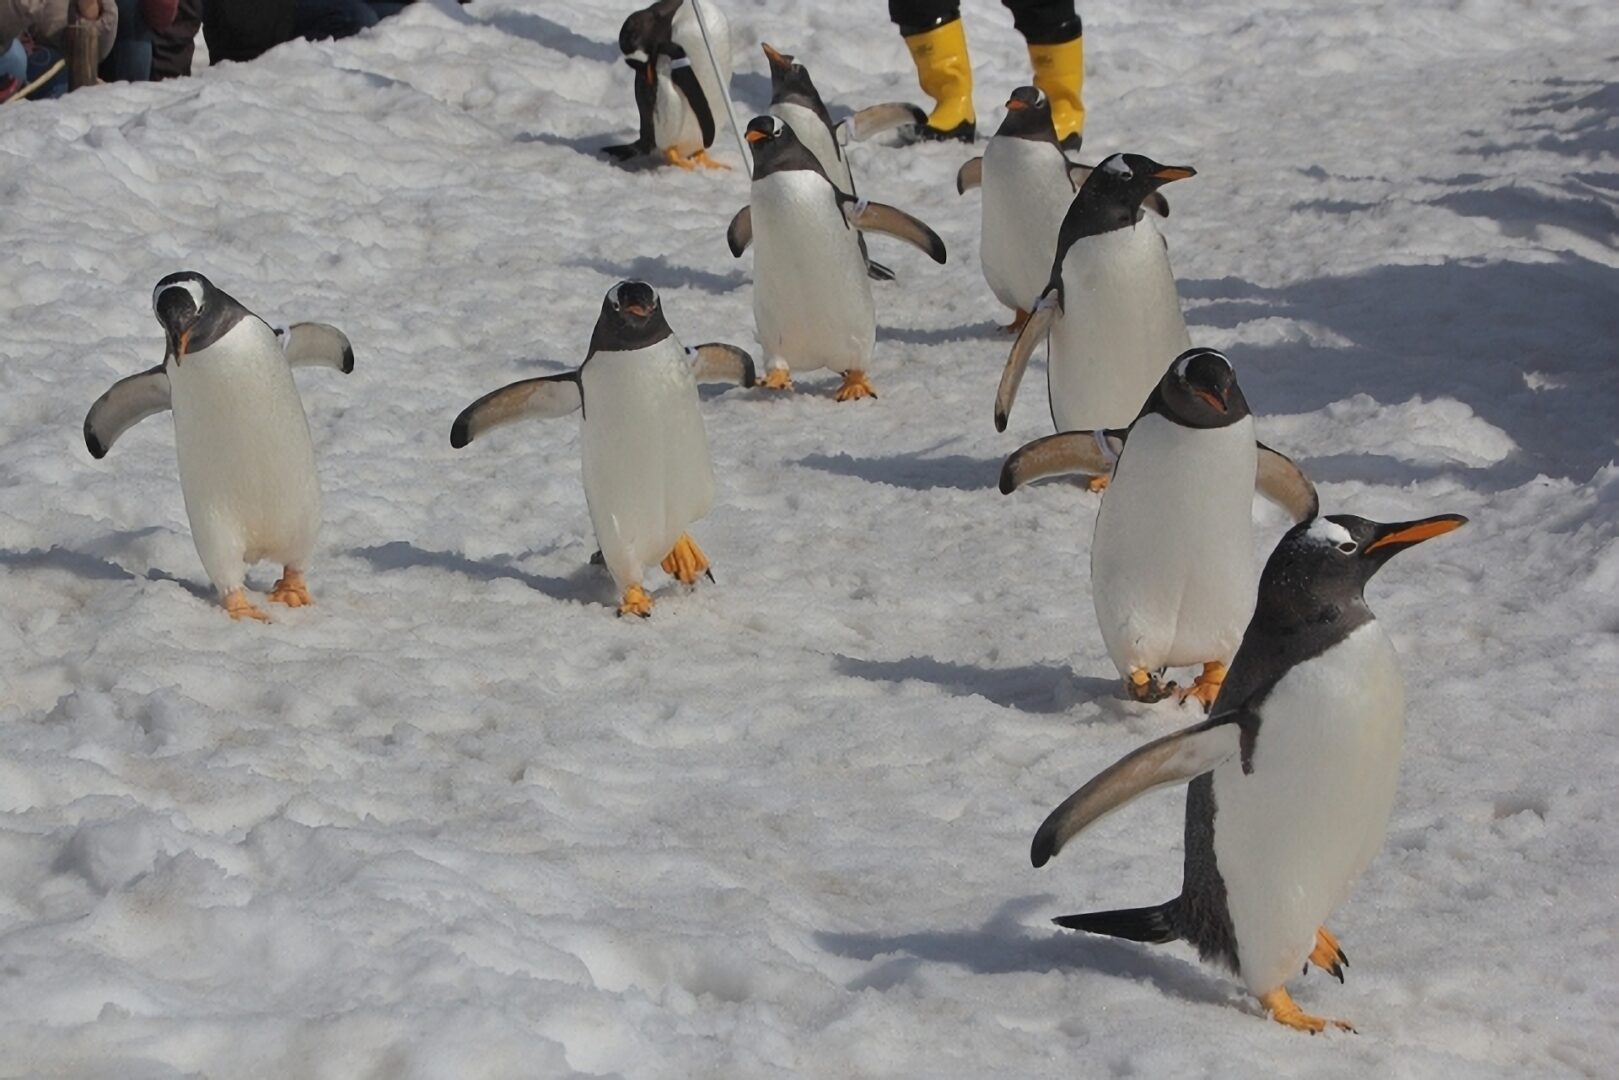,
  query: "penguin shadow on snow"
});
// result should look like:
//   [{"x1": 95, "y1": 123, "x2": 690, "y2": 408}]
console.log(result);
[
  {"x1": 877, "y1": 320, "x2": 1005, "y2": 346},
  {"x1": 0, "y1": 533, "x2": 213, "y2": 601},
  {"x1": 478, "y1": 9, "x2": 621, "y2": 65},
  {"x1": 815, "y1": 895, "x2": 1237, "y2": 1008},
  {"x1": 797, "y1": 449, "x2": 1001, "y2": 493},
  {"x1": 564, "y1": 254, "x2": 747, "y2": 297},
  {"x1": 514, "y1": 130, "x2": 653, "y2": 165},
  {"x1": 1182, "y1": 253, "x2": 1619, "y2": 488},
  {"x1": 833, "y1": 654, "x2": 1115, "y2": 715},
  {"x1": 348, "y1": 540, "x2": 602, "y2": 605}
]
